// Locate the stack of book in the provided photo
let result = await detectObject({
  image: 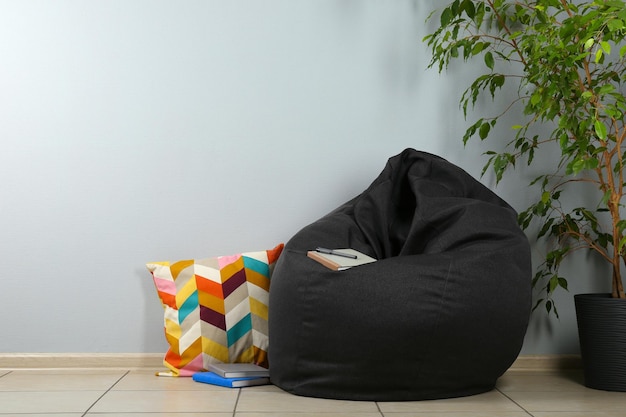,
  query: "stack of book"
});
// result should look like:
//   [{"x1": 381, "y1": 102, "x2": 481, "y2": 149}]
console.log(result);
[{"x1": 192, "y1": 363, "x2": 270, "y2": 388}]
